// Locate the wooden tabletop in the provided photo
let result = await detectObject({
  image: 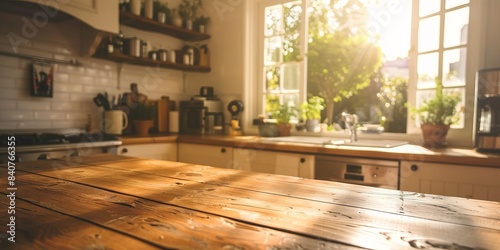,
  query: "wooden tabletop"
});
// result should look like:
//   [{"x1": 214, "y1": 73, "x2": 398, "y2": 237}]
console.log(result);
[{"x1": 1, "y1": 154, "x2": 499, "y2": 249}]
